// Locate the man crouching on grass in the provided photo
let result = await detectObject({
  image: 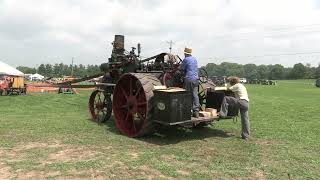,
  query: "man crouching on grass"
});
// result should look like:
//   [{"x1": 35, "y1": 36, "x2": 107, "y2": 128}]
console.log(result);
[{"x1": 219, "y1": 76, "x2": 250, "y2": 140}]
